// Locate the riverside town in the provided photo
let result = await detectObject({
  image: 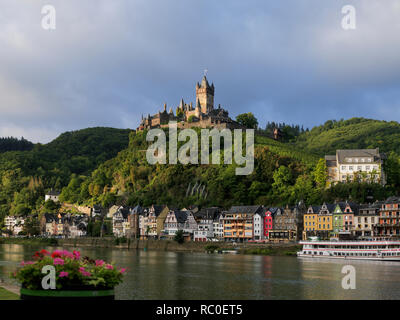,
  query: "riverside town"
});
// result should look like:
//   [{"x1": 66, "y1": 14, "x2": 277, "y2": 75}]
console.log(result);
[
  {"x1": 1, "y1": 1, "x2": 400, "y2": 306},
  {"x1": 2, "y1": 75, "x2": 400, "y2": 302}
]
